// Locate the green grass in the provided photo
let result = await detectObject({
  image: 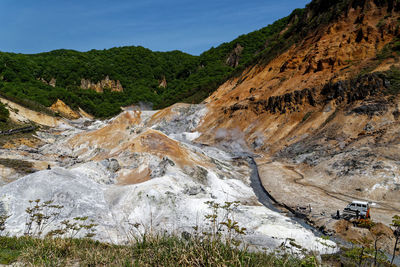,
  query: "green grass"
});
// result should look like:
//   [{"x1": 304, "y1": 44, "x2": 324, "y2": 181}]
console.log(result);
[
  {"x1": 0, "y1": 236, "x2": 33, "y2": 264},
  {"x1": 0, "y1": 235, "x2": 318, "y2": 267}
]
